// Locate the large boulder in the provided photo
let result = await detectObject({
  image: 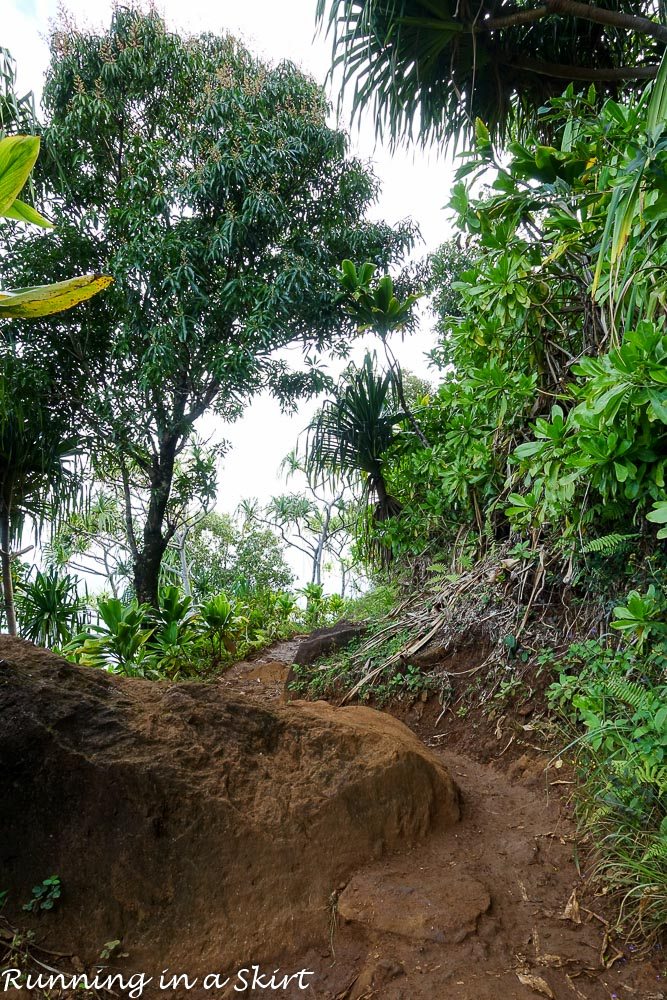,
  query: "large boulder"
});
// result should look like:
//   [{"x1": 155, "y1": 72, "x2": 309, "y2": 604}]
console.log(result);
[
  {"x1": 0, "y1": 637, "x2": 460, "y2": 974},
  {"x1": 293, "y1": 620, "x2": 366, "y2": 665}
]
